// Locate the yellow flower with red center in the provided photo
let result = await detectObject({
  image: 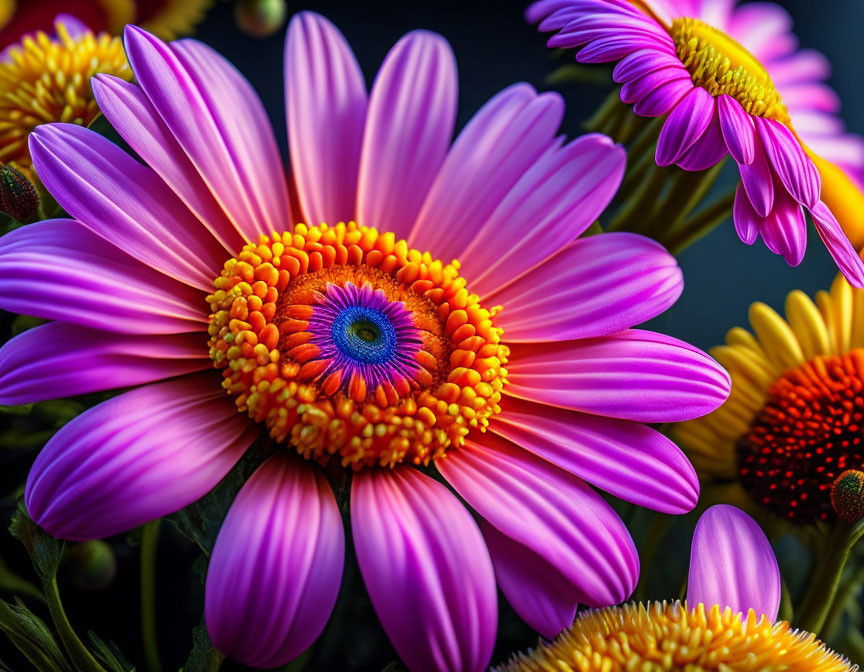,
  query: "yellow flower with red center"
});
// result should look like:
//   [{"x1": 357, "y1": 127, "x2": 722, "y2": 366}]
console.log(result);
[{"x1": 676, "y1": 273, "x2": 864, "y2": 523}]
